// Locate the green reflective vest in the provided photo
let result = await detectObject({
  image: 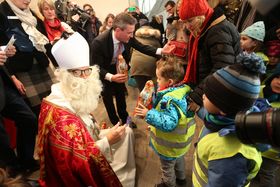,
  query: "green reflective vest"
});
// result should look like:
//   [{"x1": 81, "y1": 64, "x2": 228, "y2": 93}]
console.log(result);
[
  {"x1": 193, "y1": 129, "x2": 262, "y2": 187},
  {"x1": 271, "y1": 102, "x2": 280, "y2": 108},
  {"x1": 150, "y1": 86, "x2": 196, "y2": 158},
  {"x1": 262, "y1": 148, "x2": 280, "y2": 161}
]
